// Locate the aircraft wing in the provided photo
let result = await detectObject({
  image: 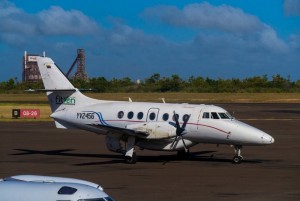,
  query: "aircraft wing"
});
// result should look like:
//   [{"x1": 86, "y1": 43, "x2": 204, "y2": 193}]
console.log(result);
[
  {"x1": 88, "y1": 121, "x2": 176, "y2": 140},
  {"x1": 87, "y1": 124, "x2": 149, "y2": 138}
]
